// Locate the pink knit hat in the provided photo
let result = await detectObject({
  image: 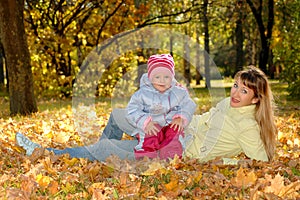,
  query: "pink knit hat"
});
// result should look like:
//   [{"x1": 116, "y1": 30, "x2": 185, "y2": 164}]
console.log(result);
[{"x1": 147, "y1": 54, "x2": 175, "y2": 80}]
